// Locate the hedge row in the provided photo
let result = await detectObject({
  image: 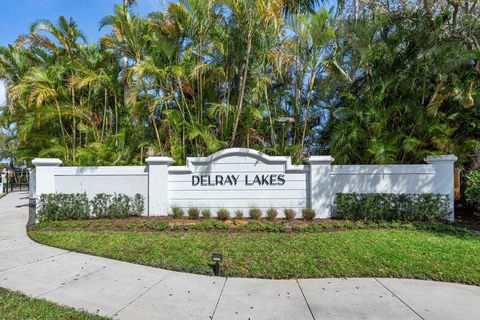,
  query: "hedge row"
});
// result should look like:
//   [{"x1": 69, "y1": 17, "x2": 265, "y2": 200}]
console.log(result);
[
  {"x1": 38, "y1": 192, "x2": 451, "y2": 223},
  {"x1": 334, "y1": 193, "x2": 450, "y2": 222},
  {"x1": 37, "y1": 193, "x2": 145, "y2": 222}
]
